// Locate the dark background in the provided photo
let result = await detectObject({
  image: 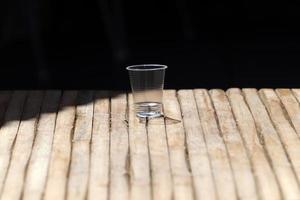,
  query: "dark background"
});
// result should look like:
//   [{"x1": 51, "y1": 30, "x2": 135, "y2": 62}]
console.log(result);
[{"x1": 1, "y1": 0, "x2": 300, "y2": 89}]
